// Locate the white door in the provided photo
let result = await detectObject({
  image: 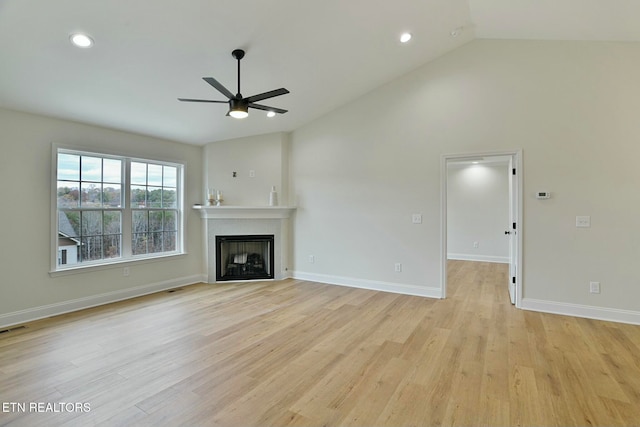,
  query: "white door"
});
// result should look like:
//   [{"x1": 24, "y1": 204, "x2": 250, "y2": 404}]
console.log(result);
[{"x1": 507, "y1": 155, "x2": 518, "y2": 304}]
